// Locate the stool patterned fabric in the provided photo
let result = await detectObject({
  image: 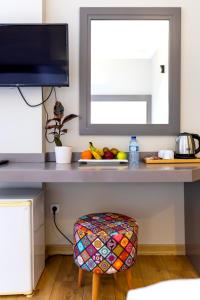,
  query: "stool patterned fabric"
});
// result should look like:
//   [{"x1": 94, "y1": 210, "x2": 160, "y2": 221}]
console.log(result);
[{"x1": 73, "y1": 213, "x2": 138, "y2": 274}]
